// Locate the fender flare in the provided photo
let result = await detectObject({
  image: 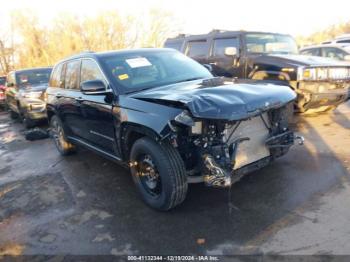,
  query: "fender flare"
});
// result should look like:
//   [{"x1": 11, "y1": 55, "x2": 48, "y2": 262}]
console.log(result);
[{"x1": 118, "y1": 122, "x2": 165, "y2": 161}]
